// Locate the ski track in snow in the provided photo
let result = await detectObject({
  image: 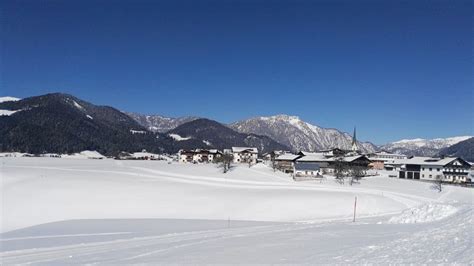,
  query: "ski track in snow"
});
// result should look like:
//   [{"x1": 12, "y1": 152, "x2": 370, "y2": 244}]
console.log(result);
[{"x1": 1, "y1": 160, "x2": 472, "y2": 264}]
